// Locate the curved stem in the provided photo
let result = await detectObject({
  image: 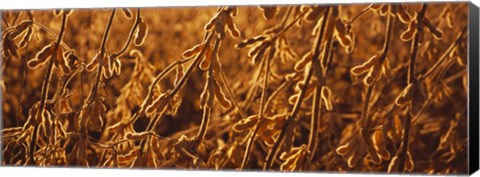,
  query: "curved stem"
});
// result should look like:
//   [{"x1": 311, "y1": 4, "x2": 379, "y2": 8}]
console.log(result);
[
  {"x1": 99, "y1": 10, "x2": 116, "y2": 53},
  {"x1": 419, "y1": 26, "x2": 467, "y2": 80},
  {"x1": 348, "y1": 5, "x2": 371, "y2": 25},
  {"x1": 129, "y1": 58, "x2": 192, "y2": 124},
  {"x1": 241, "y1": 56, "x2": 265, "y2": 109},
  {"x1": 29, "y1": 11, "x2": 68, "y2": 164},
  {"x1": 112, "y1": 8, "x2": 141, "y2": 57},
  {"x1": 218, "y1": 65, "x2": 247, "y2": 119},
  {"x1": 307, "y1": 86, "x2": 321, "y2": 162},
  {"x1": 360, "y1": 84, "x2": 375, "y2": 128},
  {"x1": 240, "y1": 46, "x2": 274, "y2": 170},
  {"x1": 264, "y1": 79, "x2": 291, "y2": 111},
  {"x1": 279, "y1": 6, "x2": 293, "y2": 28},
  {"x1": 351, "y1": 5, "x2": 395, "y2": 171},
  {"x1": 2, "y1": 15, "x2": 9, "y2": 27},
  {"x1": 87, "y1": 9, "x2": 116, "y2": 104},
  {"x1": 169, "y1": 32, "x2": 214, "y2": 97},
  {"x1": 137, "y1": 32, "x2": 213, "y2": 157},
  {"x1": 272, "y1": 10, "x2": 308, "y2": 41},
  {"x1": 305, "y1": 23, "x2": 337, "y2": 167},
  {"x1": 31, "y1": 22, "x2": 72, "y2": 51},
  {"x1": 195, "y1": 37, "x2": 220, "y2": 146},
  {"x1": 11, "y1": 11, "x2": 21, "y2": 26},
  {"x1": 264, "y1": 6, "x2": 331, "y2": 170},
  {"x1": 397, "y1": 4, "x2": 427, "y2": 172},
  {"x1": 241, "y1": 10, "x2": 307, "y2": 110},
  {"x1": 360, "y1": 5, "x2": 395, "y2": 129}
]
